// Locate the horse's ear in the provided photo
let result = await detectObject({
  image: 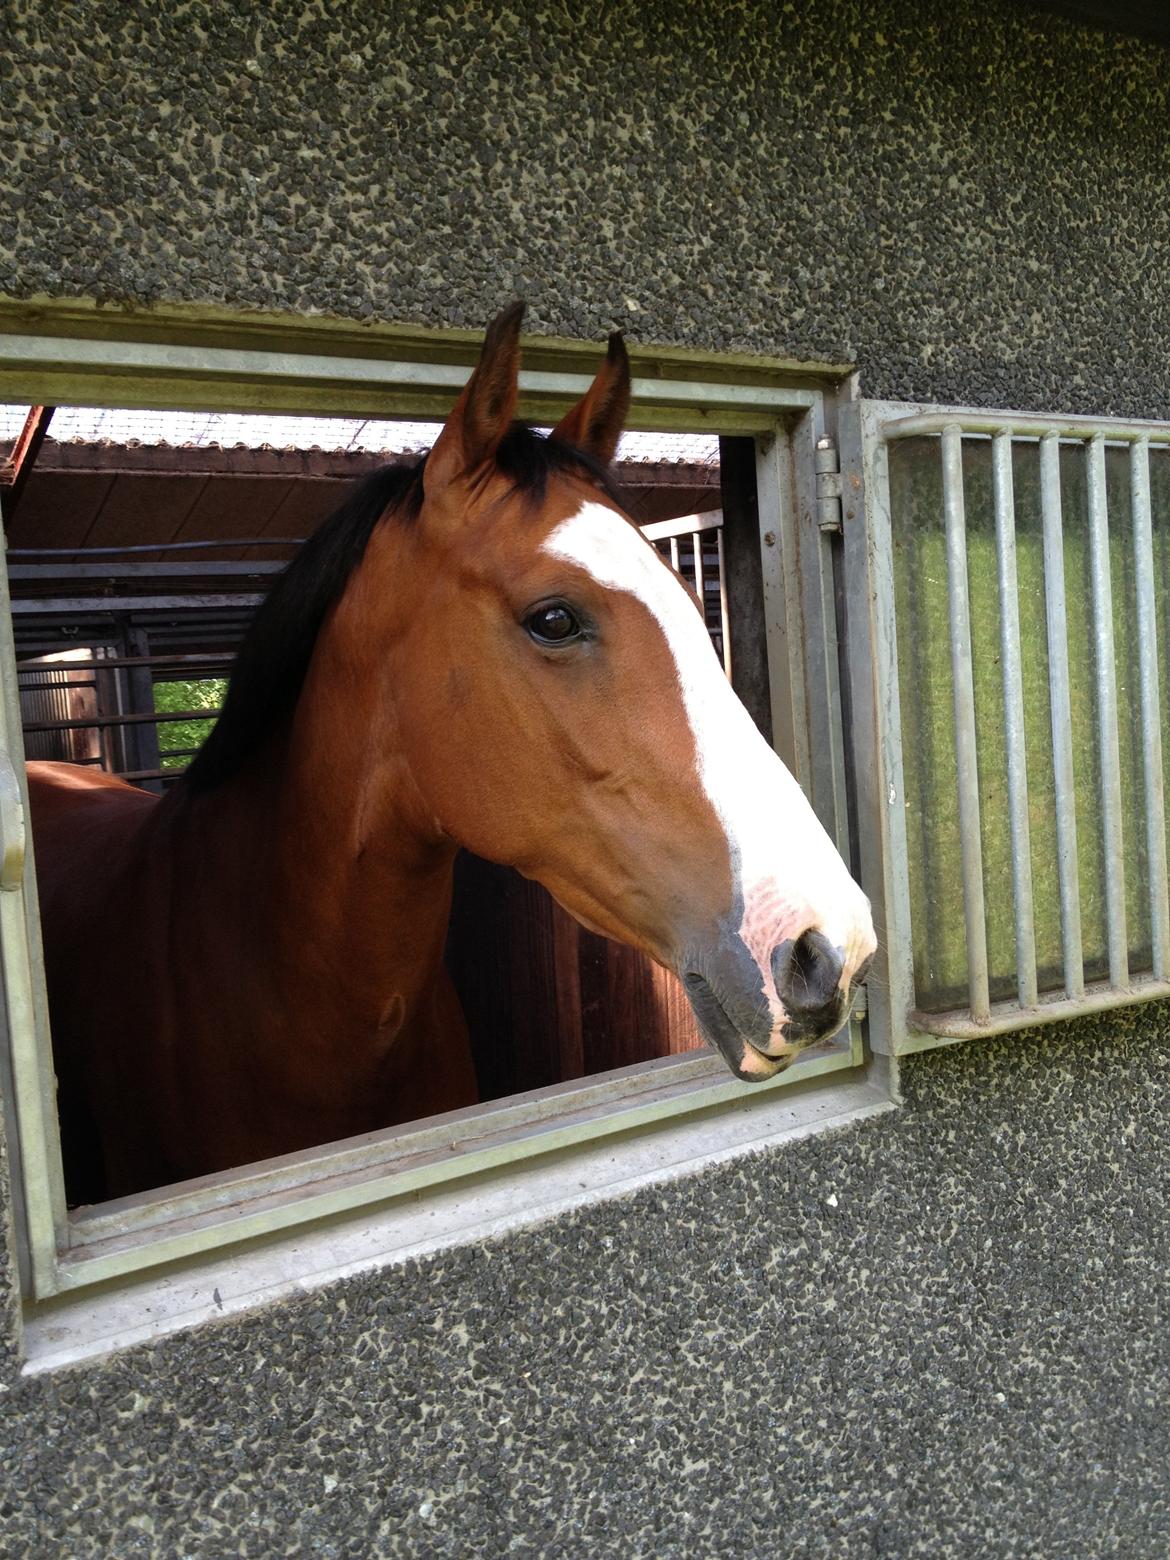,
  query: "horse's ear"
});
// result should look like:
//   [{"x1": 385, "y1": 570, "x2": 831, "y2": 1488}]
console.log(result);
[
  {"x1": 551, "y1": 331, "x2": 631, "y2": 464},
  {"x1": 426, "y1": 301, "x2": 525, "y2": 495}
]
